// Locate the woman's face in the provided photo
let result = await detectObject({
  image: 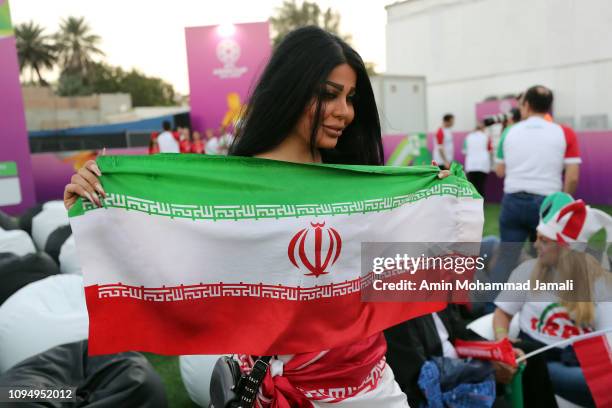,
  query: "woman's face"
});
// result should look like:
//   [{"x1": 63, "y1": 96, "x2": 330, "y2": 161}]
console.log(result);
[
  {"x1": 535, "y1": 232, "x2": 560, "y2": 266},
  {"x1": 294, "y1": 63, "x2": 357, "y2": 150}
]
